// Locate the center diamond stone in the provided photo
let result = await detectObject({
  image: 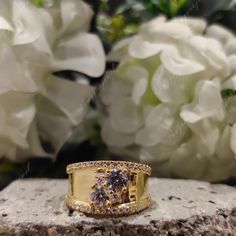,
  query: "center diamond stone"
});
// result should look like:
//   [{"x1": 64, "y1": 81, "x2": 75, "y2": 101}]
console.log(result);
[
  {"x1": 107, "y1": 169, "x2": 129, "y2": 192},
  {"x1": 90, "y1": 187, "x2": 109, "y2": 207}
]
